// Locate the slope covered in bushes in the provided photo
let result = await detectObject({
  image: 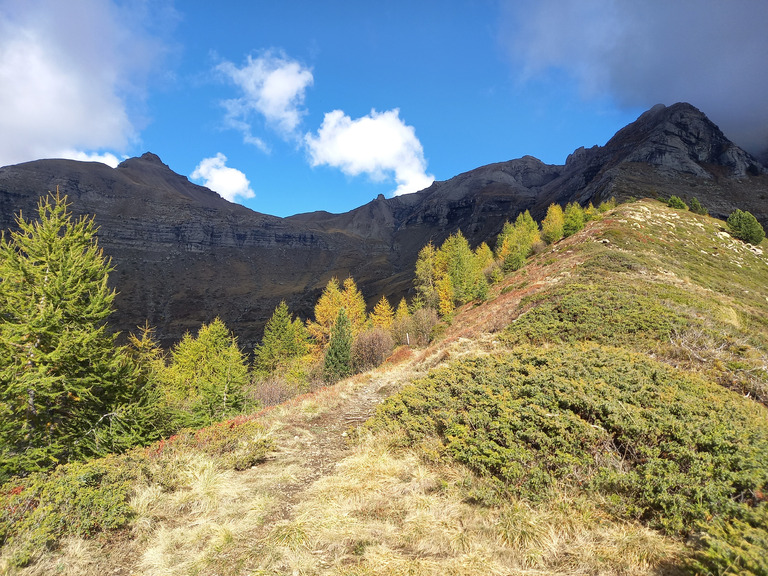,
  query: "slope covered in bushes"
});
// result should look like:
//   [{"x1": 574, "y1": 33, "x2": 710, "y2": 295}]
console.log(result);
[{"x1": 370, "y1": 199, "x2": 768, "y2": 574}]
